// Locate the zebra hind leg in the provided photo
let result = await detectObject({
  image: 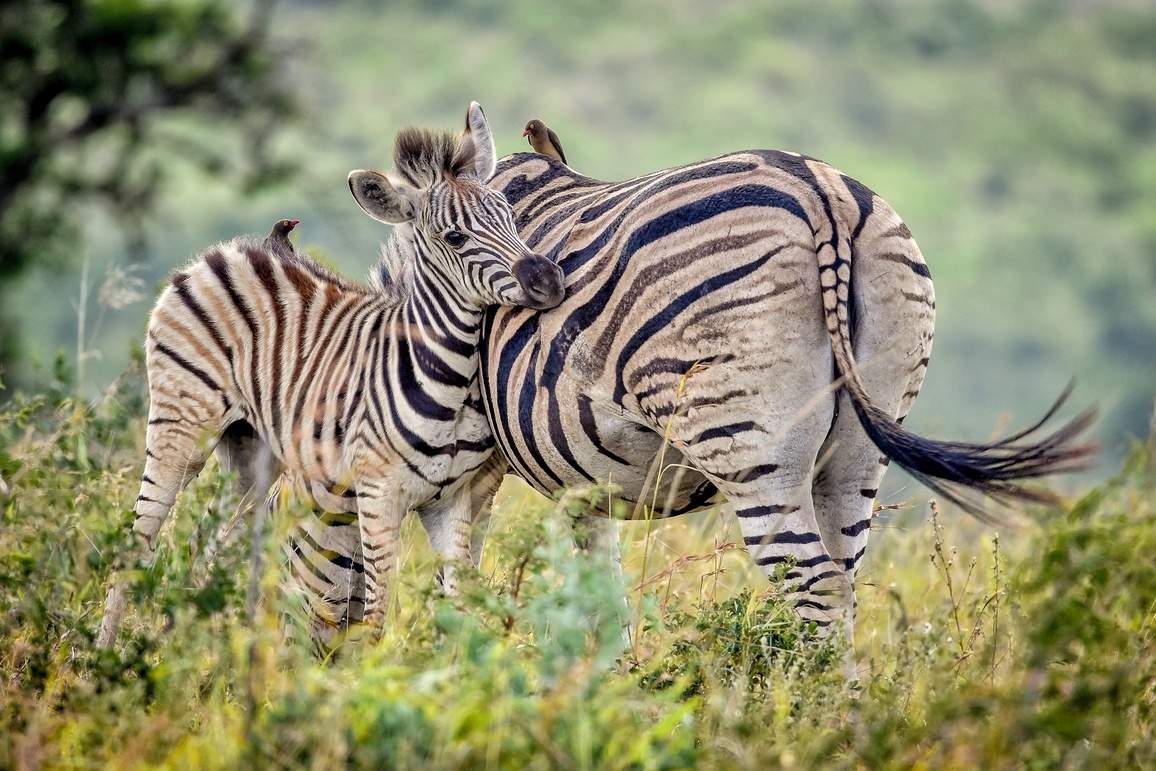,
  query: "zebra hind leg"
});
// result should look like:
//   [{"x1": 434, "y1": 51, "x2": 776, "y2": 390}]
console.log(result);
[
  {"x1": 285, "y1": 513, "x2": 365, "y2": 653},
  {"x1": 670, "y1": 398, "x2": 853, "y2": 645},
  {"x1": 811, "y1": 387, "x2": 920, "y2": 680},
  {"x1": 355, "y1": 492, "x2": 406, "y2": 639},
  {"x1": 274, "y1": 473, "x2": 365, "y2": 654},
  {"x1": 206, "y1": 421, "x2": 283, "y2": 559},
  {"x1": 725, "y1": 478, "x2": 852, "y2": 636},
  {"x1": 98, "y1": 411, "x2": 223, "y2": 649}
]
